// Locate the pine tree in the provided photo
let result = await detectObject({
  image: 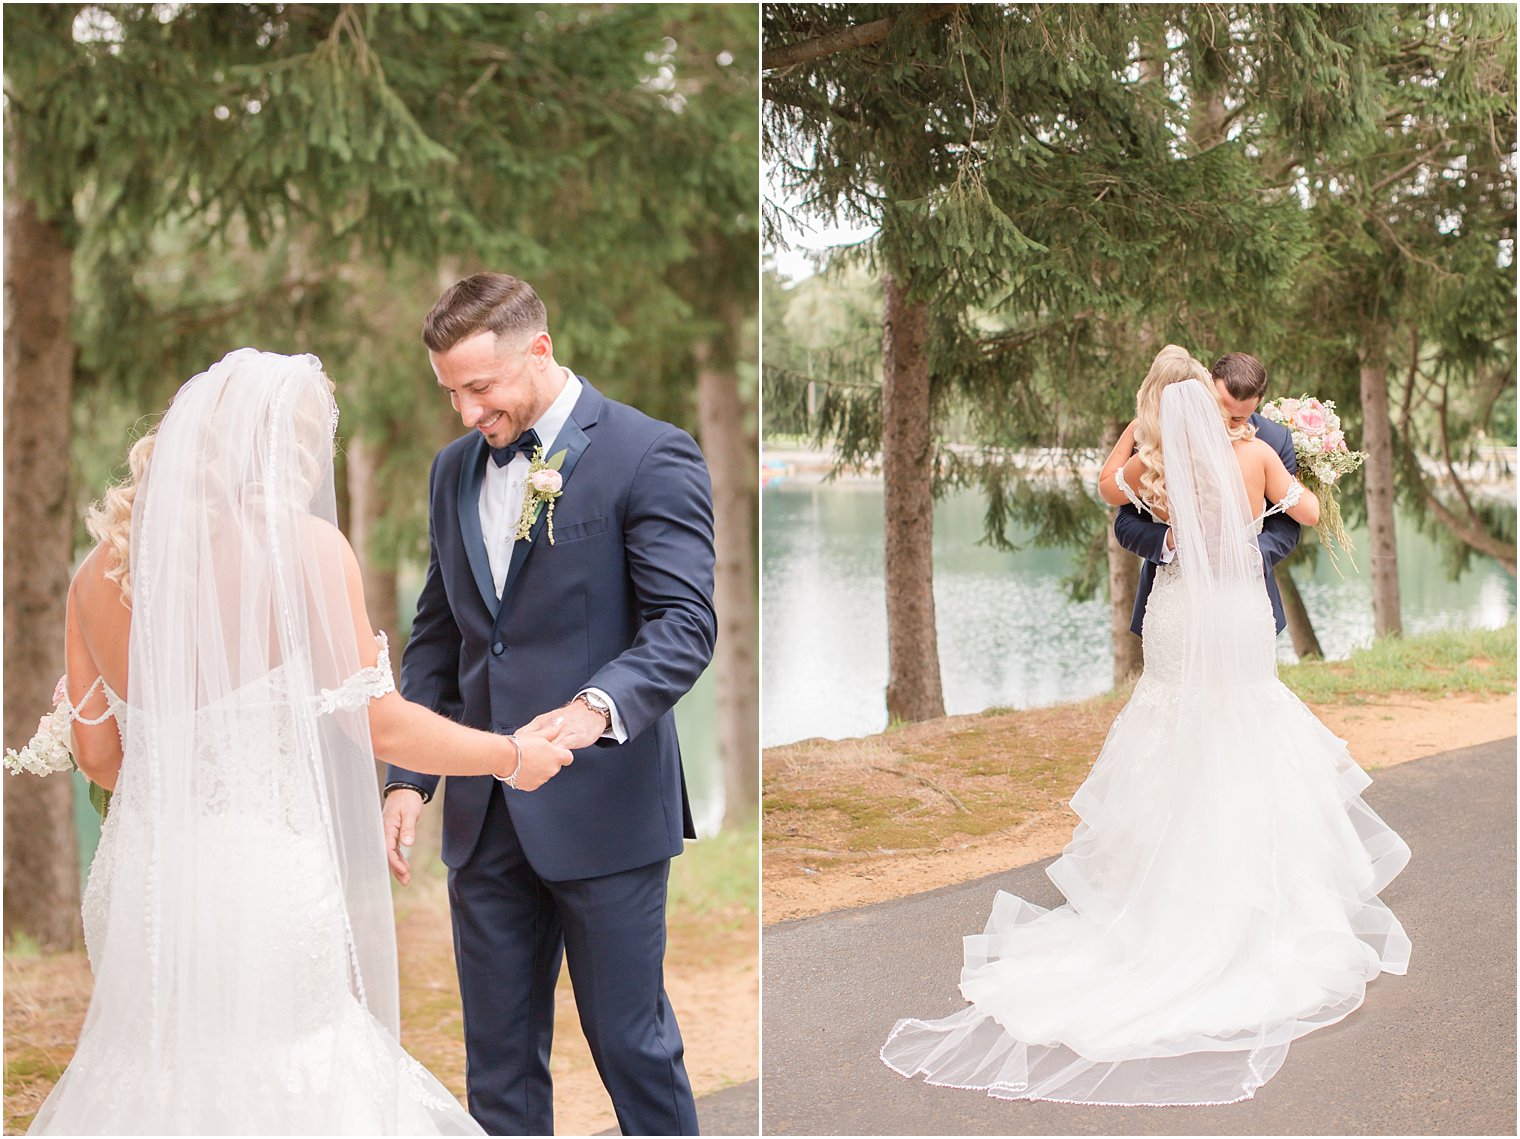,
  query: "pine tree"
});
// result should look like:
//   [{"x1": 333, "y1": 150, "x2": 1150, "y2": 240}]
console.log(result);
[
  {"x1": 3, "y1": 2, "x2": 759, "y2": 942},
  {"x1": 764, "y1": 4, "x2": 1386, "y2": 716}
]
